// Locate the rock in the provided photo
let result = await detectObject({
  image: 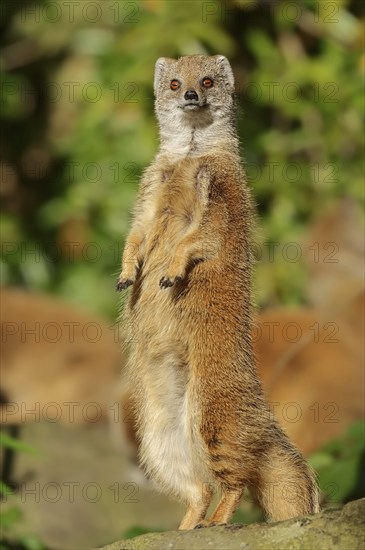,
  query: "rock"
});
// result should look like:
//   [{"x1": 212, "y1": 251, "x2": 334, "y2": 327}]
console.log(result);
[{"x1": 95, "y1": 498, "x2": 365, "y2": 550}]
